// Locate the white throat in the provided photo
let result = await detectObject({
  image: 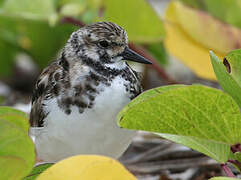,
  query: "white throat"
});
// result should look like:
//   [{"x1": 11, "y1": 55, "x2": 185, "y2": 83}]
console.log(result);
[{"x1": 105, "y1": 57, "x2": 126, "y2": 70}]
